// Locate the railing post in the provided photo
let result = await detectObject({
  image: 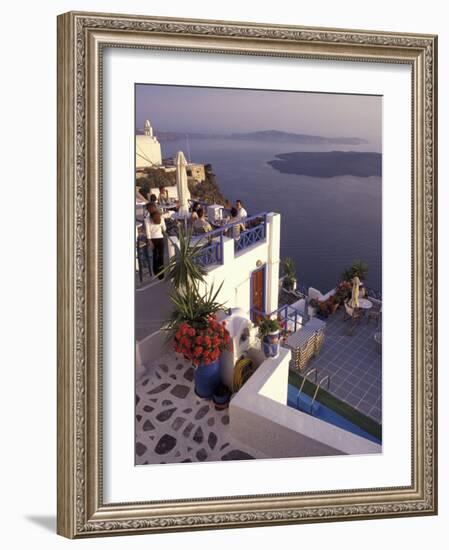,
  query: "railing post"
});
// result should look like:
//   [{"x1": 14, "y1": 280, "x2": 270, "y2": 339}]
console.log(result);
[{"x1": 219, "y1": 230, "x2": 224, "y2": 264}]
